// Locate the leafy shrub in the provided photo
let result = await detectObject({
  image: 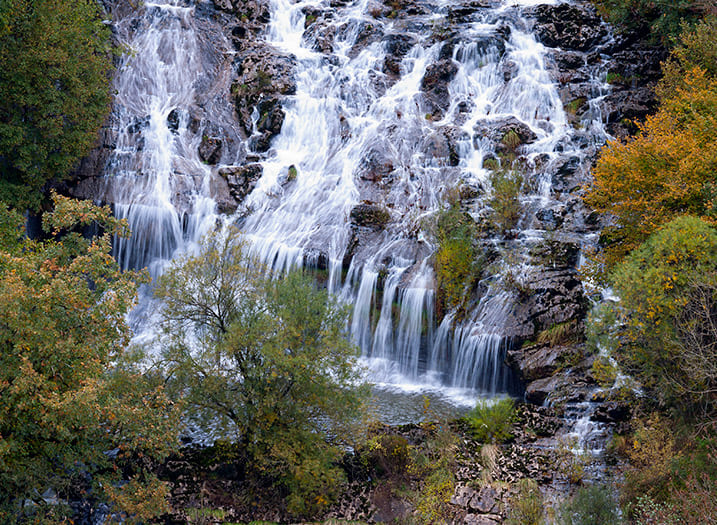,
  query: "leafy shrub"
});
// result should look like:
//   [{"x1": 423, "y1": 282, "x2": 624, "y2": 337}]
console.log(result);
[
  {"x1": 661, "y1": 18, "x2": 717, "y2": 97},
  {"x1": 610, "y1": 216, "x2": 717, "y2": 408},
  {"x1": 0, "y1": 195, "x2": 178, "y2": 521},
  {"x1": 156, "y1": 231, "x2": 368, "y2": 518},
  {"x1": 367, "y1": 433, "x2": 411, "y2": 479},
  {"x1": 622, "y1": 414, "x2": 677, "y2": 507},
  {"x1": 590, "y1": 355, "x2": 617, "y2": 388},
  {"x1": 555, "y1": 437, "x2": 589, "y2": 485},
  {"x1": 558, "y1": 484, "x2": 620, "y2": 525},
  {"x1": 506, "y1": 478, "x2": 544, "y2": 525},
  {"x1": 489, "y1": 169, "x2": 523, "y2": 234},
  {"x1": 590, "y1": 0, "x2": 711, "y2": 45},
  {"x1": 433, "y1": 203, "x2": 482, "y2": 316},
  {"x1": 585, "y1": 54, "x2": 717, "y2": 271},
  {"x1": 466, "y1": 398, "x2": 516, "y2": 444},
  {"x1": 0, "y1": 0, "x2": 113, "y2": 210}
]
